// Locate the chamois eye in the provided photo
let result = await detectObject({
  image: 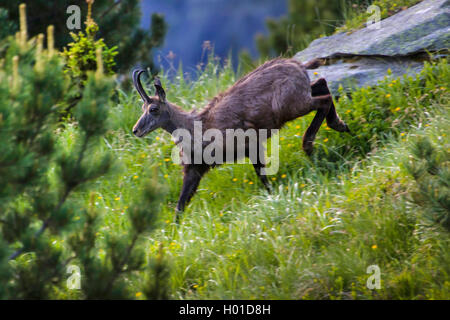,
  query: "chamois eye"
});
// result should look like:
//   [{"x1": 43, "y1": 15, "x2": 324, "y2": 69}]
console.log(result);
[{"x1": 149, "y1": 106, "x2": 159, "y2": 114}]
